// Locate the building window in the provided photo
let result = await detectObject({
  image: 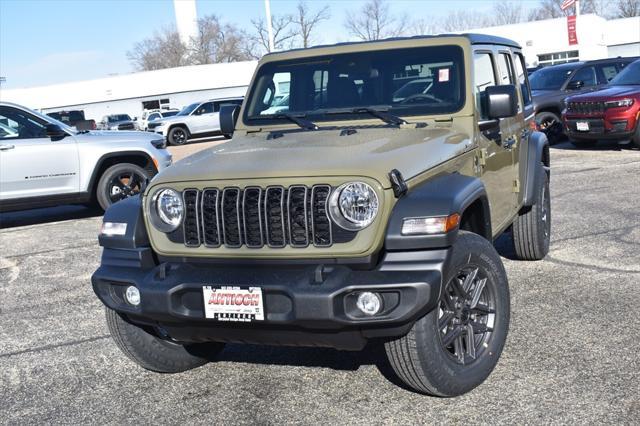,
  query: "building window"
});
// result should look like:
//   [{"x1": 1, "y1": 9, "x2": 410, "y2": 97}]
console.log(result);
[
  {"x1": 142, "y1": 98, "x2": 171, "y2": 111},
  {"x1": 537, "y1": 50, "x2": 579, "y2": 67}
]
